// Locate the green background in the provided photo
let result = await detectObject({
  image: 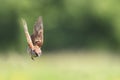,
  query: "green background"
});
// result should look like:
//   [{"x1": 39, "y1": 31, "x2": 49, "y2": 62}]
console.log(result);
[
  {"x1": 0, "y1": 0, "x2": 120, "y2": 52},
  {"x1": 0, "y1": 0, "x2": 120, "y2": 80}
]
